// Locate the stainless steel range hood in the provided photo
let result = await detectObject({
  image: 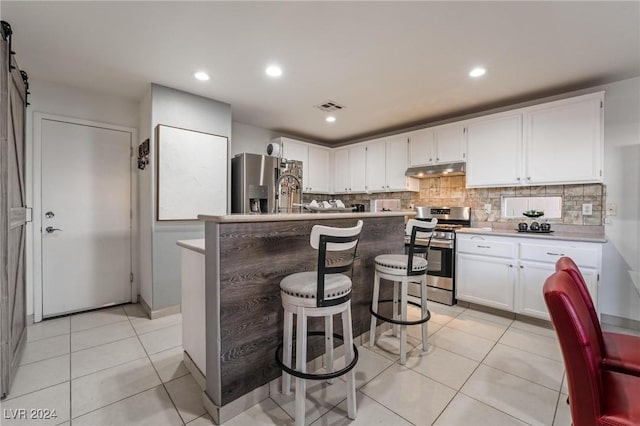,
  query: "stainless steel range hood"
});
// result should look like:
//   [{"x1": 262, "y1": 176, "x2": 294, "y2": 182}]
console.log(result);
[{"x1": 405, "y1": 161, "x2": 466, "y2": 178}]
